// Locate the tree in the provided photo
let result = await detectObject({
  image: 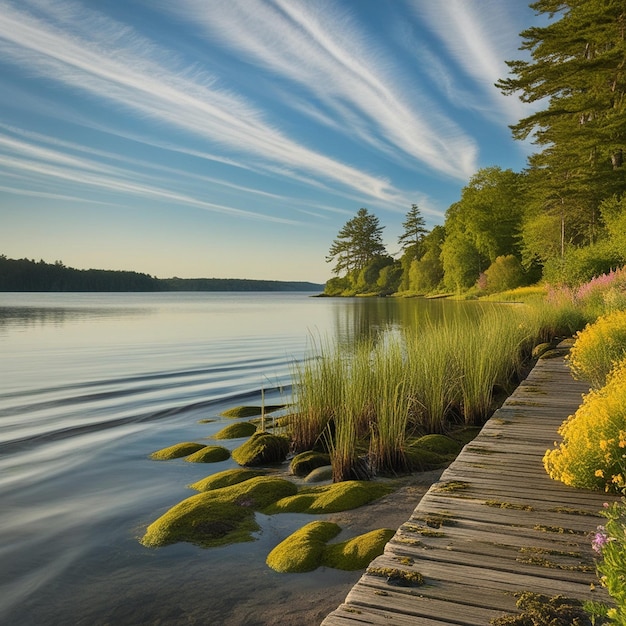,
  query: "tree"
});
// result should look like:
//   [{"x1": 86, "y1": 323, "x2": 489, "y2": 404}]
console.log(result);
[
  {"x1": 326, "y1": 208, "x2": 387, "y2": 276},
  {"x1": 497, "y1": 0, "x2": 626, "y2": 252},
  {"x1": 398, "y1": 204, "x2": 428, "y2": 256},
  {"x1": 440, "y1": 230, "x2": 482, "y2": 292}
]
